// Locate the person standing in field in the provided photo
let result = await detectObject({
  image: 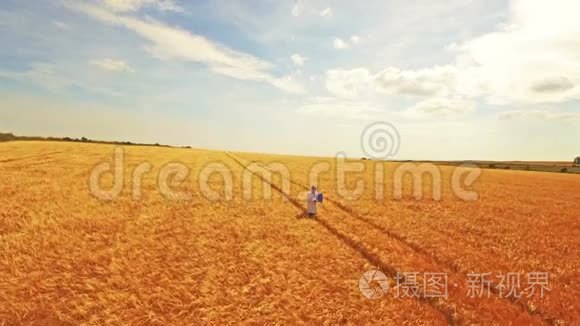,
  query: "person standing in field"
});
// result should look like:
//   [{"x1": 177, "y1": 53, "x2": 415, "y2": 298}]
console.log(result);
[{"x1": 307, "y1": 186, "x2": 319, "y2": 218}]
